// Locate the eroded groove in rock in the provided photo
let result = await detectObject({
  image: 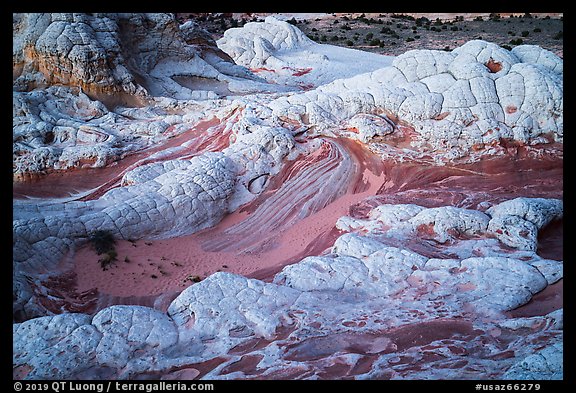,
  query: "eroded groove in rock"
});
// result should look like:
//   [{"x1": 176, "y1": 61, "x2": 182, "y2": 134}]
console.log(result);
[
  {"x1": 201, "y1": 138, "x2": 357, "y2": 252},
  {"x1": 13, "y1": 13, "x2": 563, "y2": 381}
]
